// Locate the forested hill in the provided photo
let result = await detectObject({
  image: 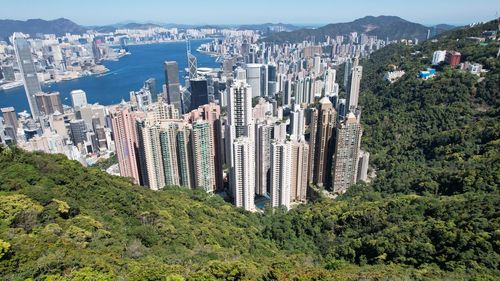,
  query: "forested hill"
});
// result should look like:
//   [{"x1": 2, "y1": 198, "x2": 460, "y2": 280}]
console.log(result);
[
  {"x1": 261, "y1": 16, "x2": 453, "y2": 43},
  {"x1": 0, "y1": 20, "x2": 499, "y2": 280}
]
